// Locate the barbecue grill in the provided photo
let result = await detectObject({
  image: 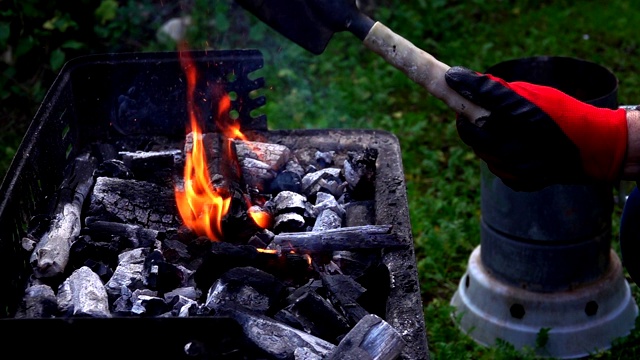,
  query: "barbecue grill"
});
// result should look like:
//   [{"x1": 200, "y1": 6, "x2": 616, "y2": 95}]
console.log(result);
[{"x1": 0, "y1": 50, "x2": 429, "y2": 359}]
